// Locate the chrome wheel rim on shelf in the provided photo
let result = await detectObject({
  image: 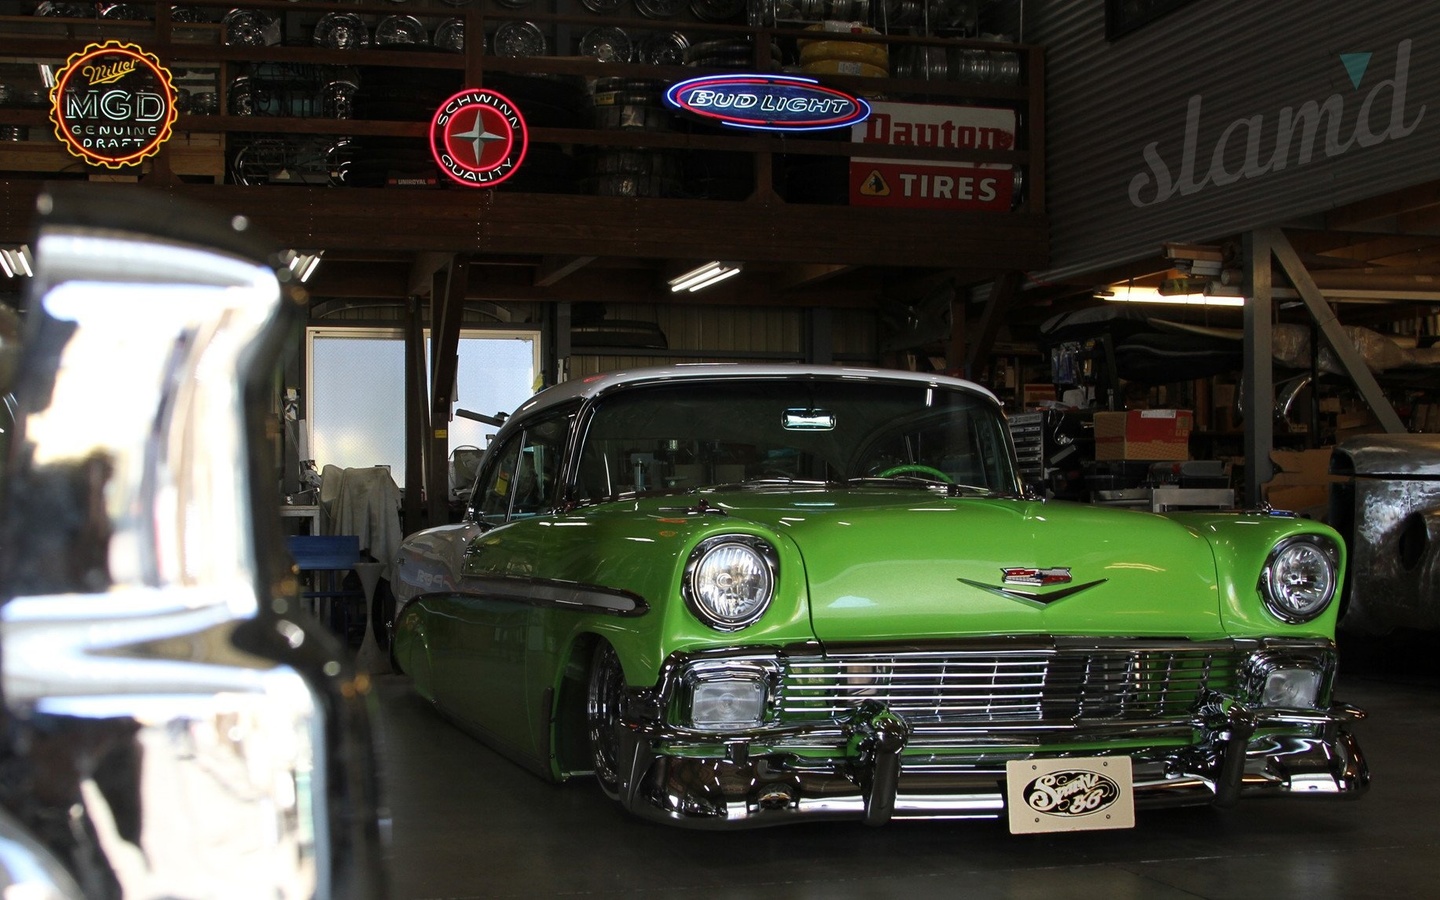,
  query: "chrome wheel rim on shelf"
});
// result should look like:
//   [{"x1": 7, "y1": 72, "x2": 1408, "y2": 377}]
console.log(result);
[
  {"x1": 222, "y1": 10, "x2": 277, "y2": 47},
  {"x1": 375, "y1": 15, "x2": 428, "y2": 47},
  {"x1": 580, "y1": 27, "x2": 634, "y2": 63},
  {"x1": 434, "y1": 18, "x2": 466, "y2": 53},
  {"x1": 322, "y1": 81, "x2": 358, "y2": 119},
  {"x1": 170, "y1": 6, "x2": 209, "y2": 22},
  {"x1": 639, "y1": 31, "x2": 689, "y2": 66},
  {"x1": 494, "y1": 21, "x2": 547, "y2": 58},
  {"x1": 690, "y1": 0, "x2": 745, "y2": 21},
  {"x1": 635, "y1": 0, "x2": 683, "y2": 19},
  {"x1": 314, "y1": 13, "x2": 369, "y2": 50}
]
